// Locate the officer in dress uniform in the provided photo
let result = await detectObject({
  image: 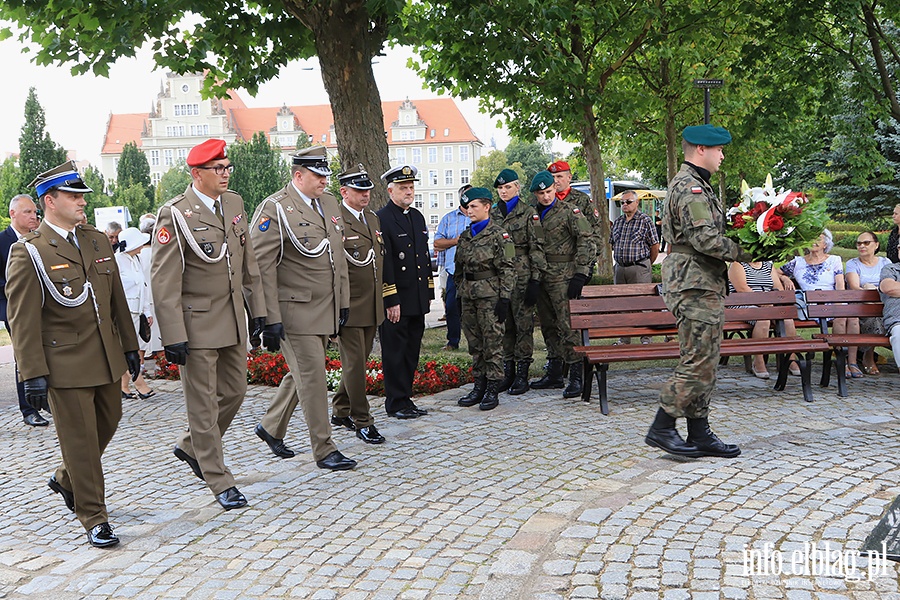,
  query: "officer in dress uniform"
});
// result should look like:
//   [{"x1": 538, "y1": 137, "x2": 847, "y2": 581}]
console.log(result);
[
  {"x1": 151, "y1": 139, "x2": 267, "y2": 510},
  {"x1": 329, "y1": 166, "x2": 386, "y2": 444},
  {"x1": 250, "y1": 146, "x2": 357, "y2": 471},
  {"x1": 645, "y1": 124, "x2": 750, "y2": 459},
  {"x1": 7, "y1": 161, "x2": 141, "y2": 547},
  {"x1": 377, "y1": 165, "x2": 434, "y2": 419}
]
